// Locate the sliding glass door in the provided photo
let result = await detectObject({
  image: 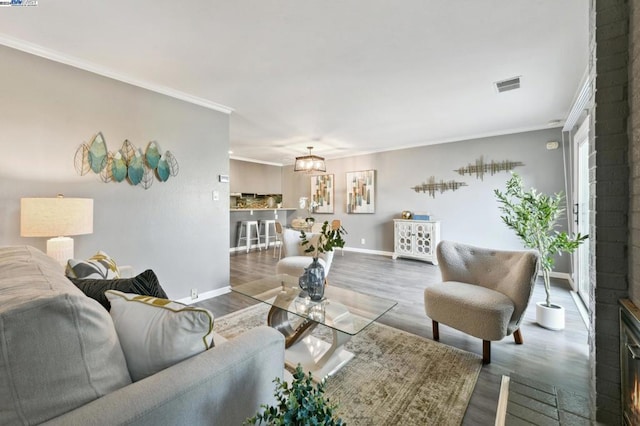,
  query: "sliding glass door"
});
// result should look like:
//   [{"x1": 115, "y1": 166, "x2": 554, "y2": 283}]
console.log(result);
[{"x1": 574, "y1": 119, "x2": 590, "y2": 306}]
